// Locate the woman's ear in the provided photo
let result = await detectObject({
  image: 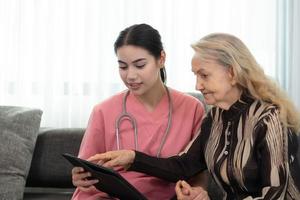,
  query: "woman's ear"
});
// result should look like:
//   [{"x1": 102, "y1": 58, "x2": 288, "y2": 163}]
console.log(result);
[
  {"x1": 228, "y1": 66, "x2": 237, "y2": 85},
  {"x1": 159, "y1": 50, "x2": 166, "y2": 68}
]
